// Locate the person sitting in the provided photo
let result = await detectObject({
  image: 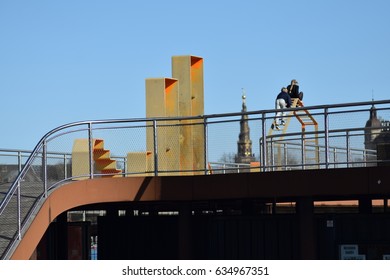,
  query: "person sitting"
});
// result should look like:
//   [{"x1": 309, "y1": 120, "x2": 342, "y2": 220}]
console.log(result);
[{"x1": 287, "y1": 79, "x2": 303, "y2": 101}]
